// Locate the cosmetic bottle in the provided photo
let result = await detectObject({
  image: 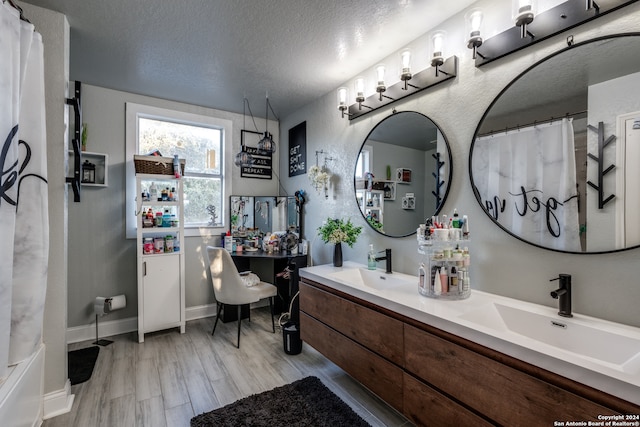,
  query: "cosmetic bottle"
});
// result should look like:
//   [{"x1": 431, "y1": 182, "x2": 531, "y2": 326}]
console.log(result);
[
  {"x1": 452, "y1": 209, "x2": 460, "y2": 228},
  {"x1": 440, "y1": 266, "x2": 449, "y2": 293},
  {"x1": 367, "y1": 244, "x2": 376, "y2": 270},
  {"x1": 463, "y1": 215, "x2": 470, "y2": 239},
  {"x1": 418, "y1": 264, "x2": 427, "y2": 296},
  {"x1": 449, "y1": 266, "x2": 458, "y2": 293},
  {"x1": 433, "y1": 268, "x2": 442, "y2": 295},
  {"x1": 173, "y1": 154, "x2": 181, "y2": 178}
]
